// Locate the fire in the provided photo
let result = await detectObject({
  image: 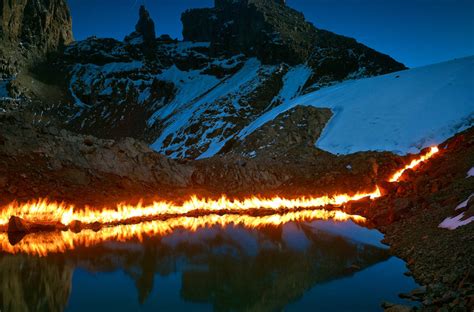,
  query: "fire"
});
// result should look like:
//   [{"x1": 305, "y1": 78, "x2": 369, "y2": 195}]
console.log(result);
[
  {"x1": 0, "y1": 189, "x2": 381, "y2": 228},
  {"x1": 0, "y1": 145, "x2": 440, "y2": 256},
  {"x1": 389, "y1": 146, "x2": 439, "y2": 182},
  {"x1": 0, "y1": 209, "x2": 365, "y2": 256}
]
